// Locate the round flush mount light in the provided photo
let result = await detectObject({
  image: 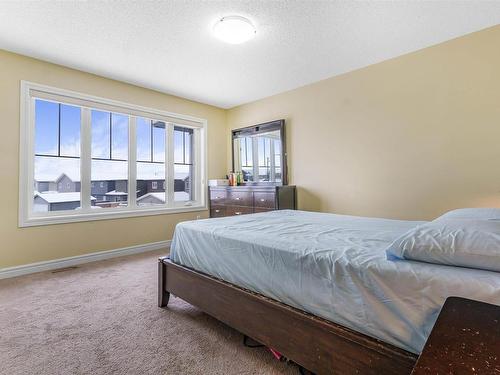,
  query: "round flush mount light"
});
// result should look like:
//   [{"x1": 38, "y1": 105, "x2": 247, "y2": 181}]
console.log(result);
[{"x1": 213, "y1": 16, "x2": 256, "y2": 44}]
